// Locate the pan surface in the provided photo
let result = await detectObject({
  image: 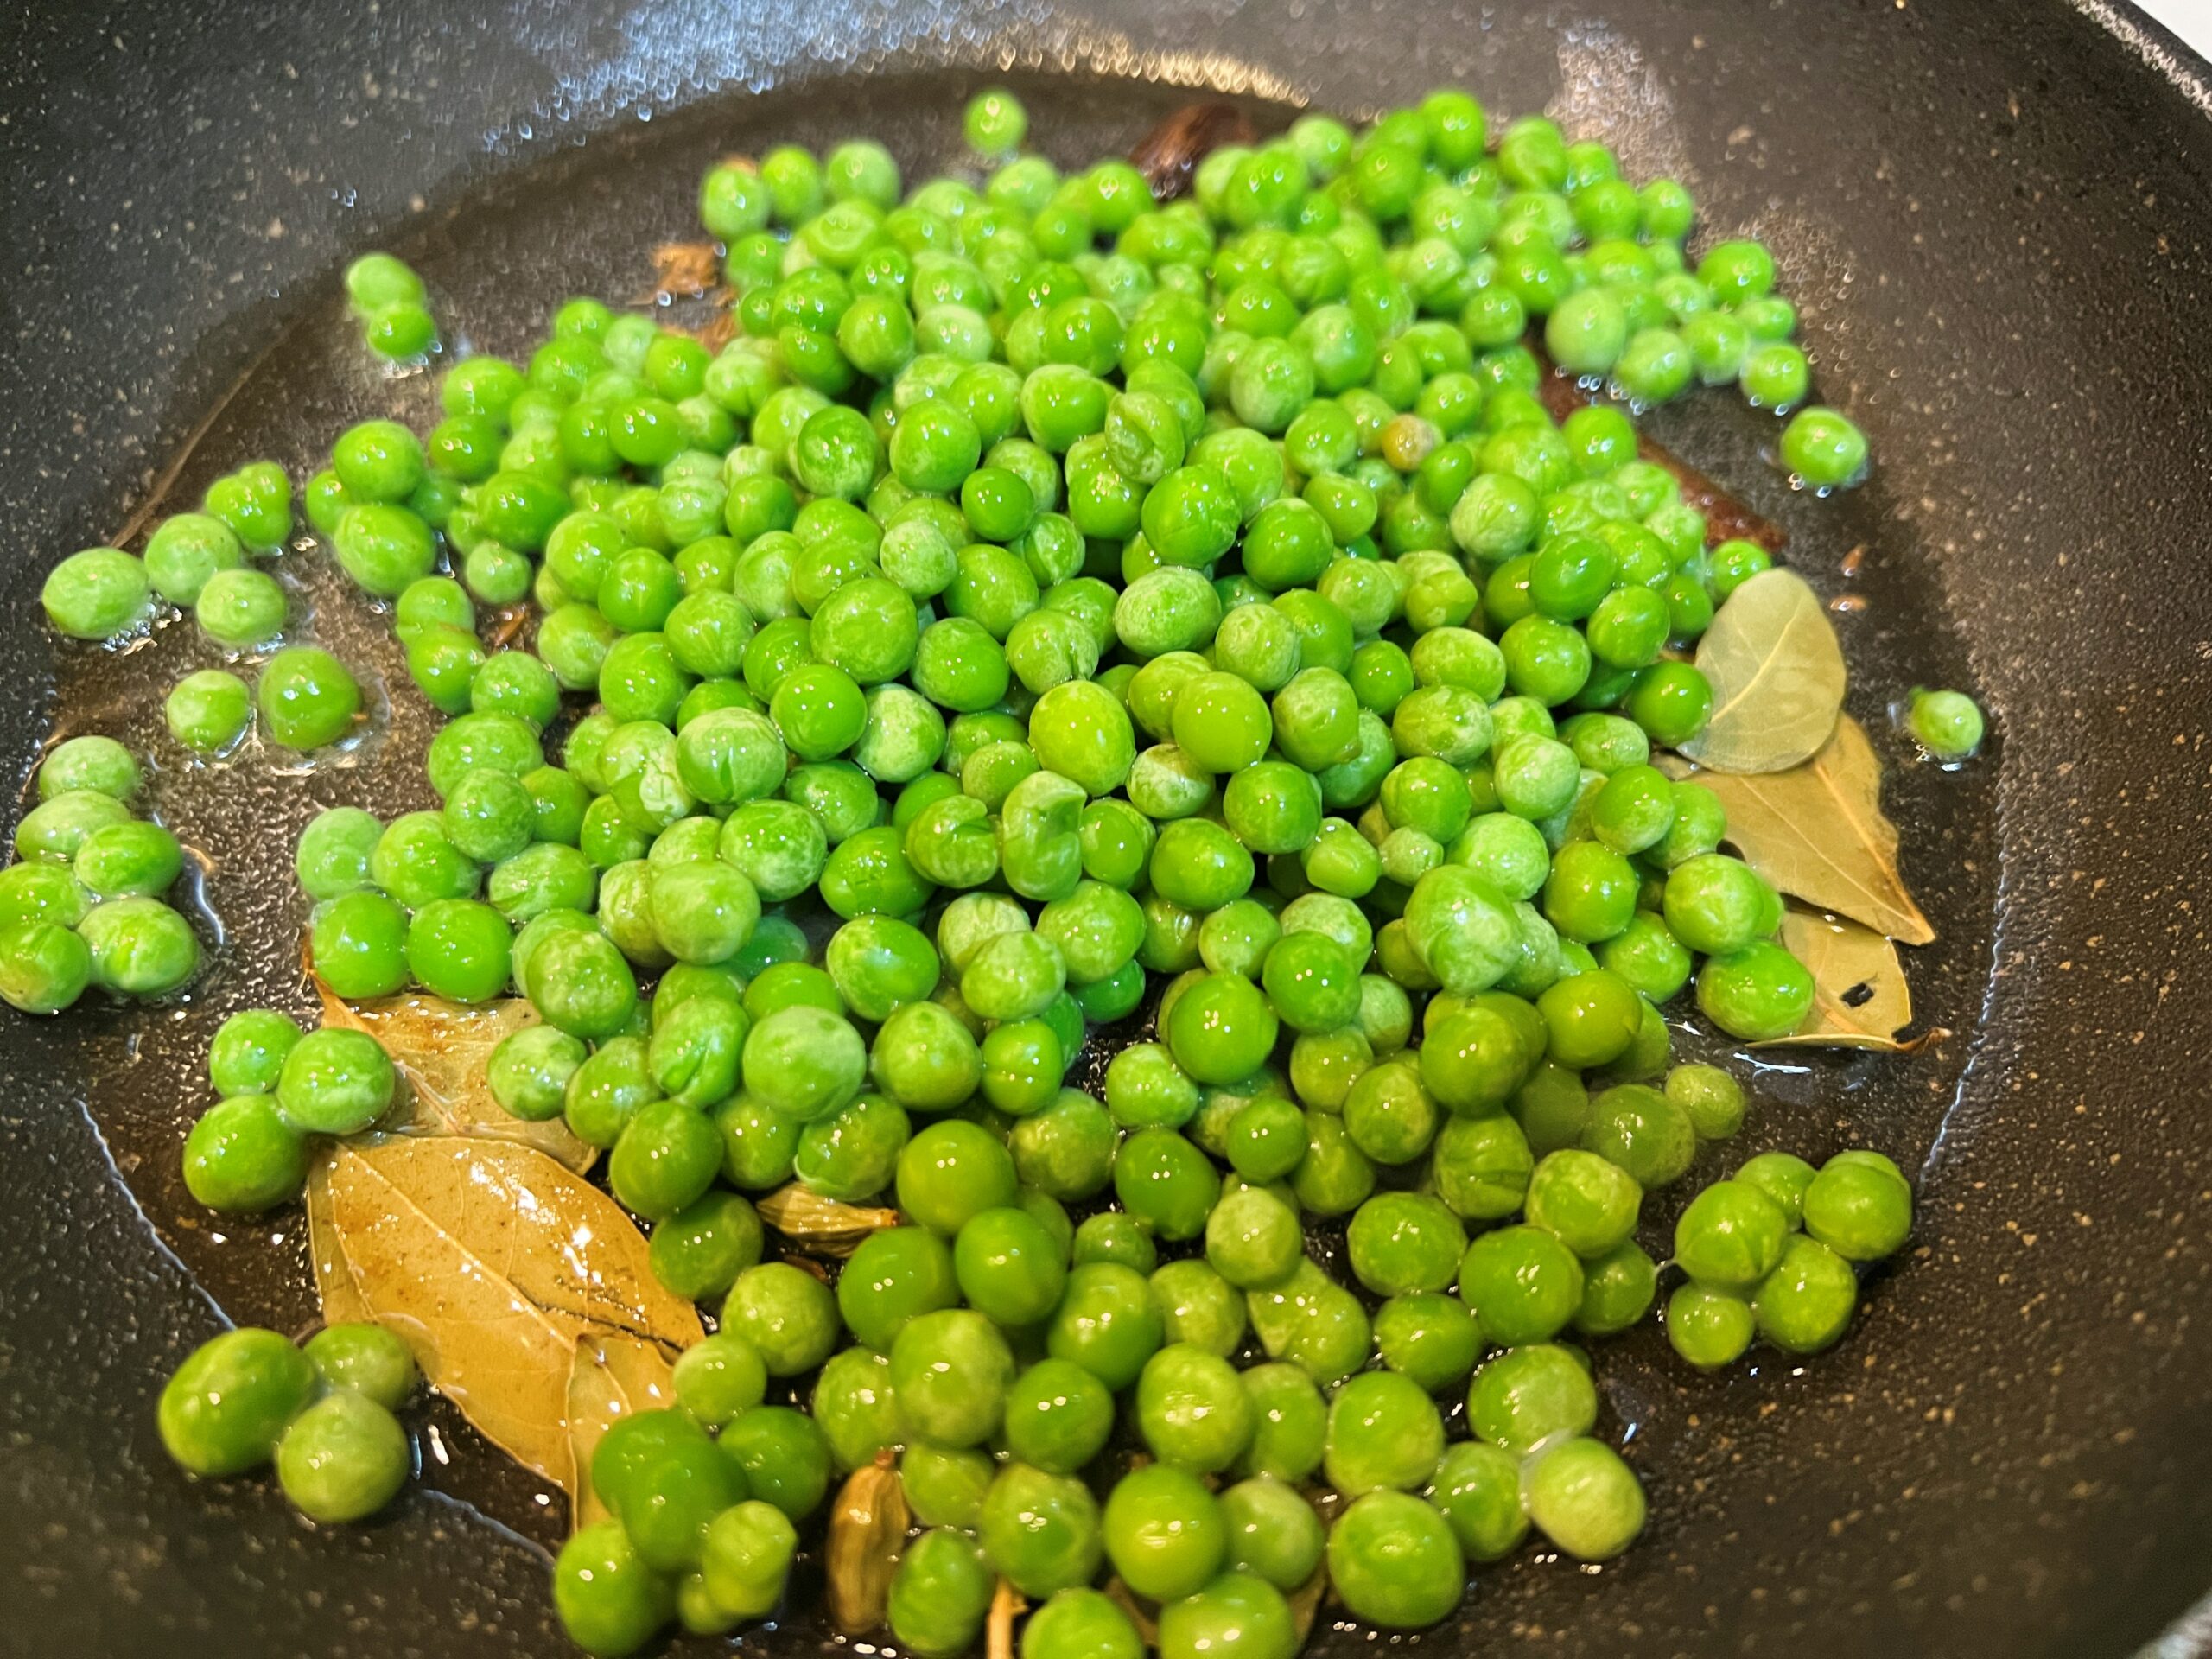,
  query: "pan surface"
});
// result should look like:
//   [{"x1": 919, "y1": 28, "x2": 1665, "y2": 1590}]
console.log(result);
[{"x1": 3, "y1": 2, "x2": 2210, "y2": 1656}]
